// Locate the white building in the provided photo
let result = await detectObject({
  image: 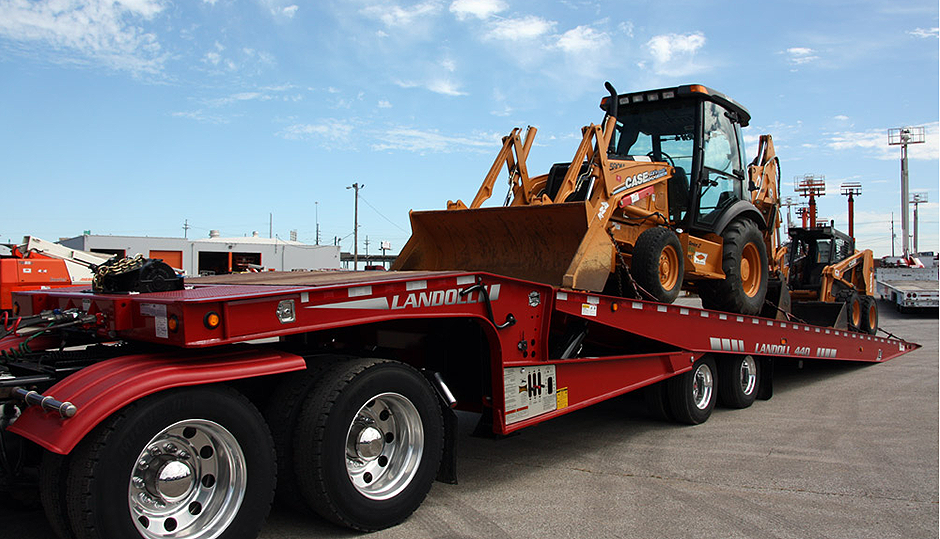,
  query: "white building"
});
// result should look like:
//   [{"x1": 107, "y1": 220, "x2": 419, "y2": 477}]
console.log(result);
[{"x1": 59, "y1": 231, "x2": 341, "y2": 276}]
